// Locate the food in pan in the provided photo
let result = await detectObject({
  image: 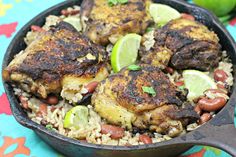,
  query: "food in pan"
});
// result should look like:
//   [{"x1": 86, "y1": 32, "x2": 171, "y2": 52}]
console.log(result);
[
  {"x1": 81, "y1": 0, "x2": 152, "y2": 45},
  {"x1": 3, "y1": 1, "x2": 233, "y2": 145}
]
